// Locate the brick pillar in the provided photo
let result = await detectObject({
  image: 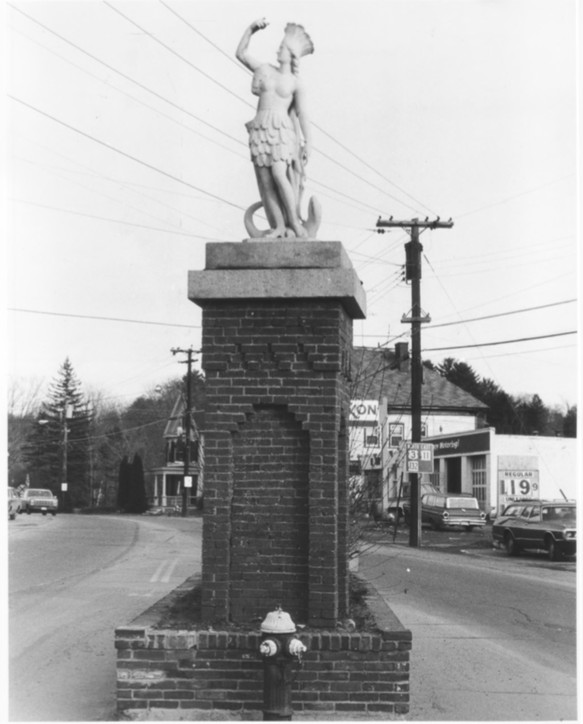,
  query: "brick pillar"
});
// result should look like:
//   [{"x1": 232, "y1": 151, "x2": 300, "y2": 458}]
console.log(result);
[{"x1": 189, "y1": 242, "x2": 366, "y2": 628}]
